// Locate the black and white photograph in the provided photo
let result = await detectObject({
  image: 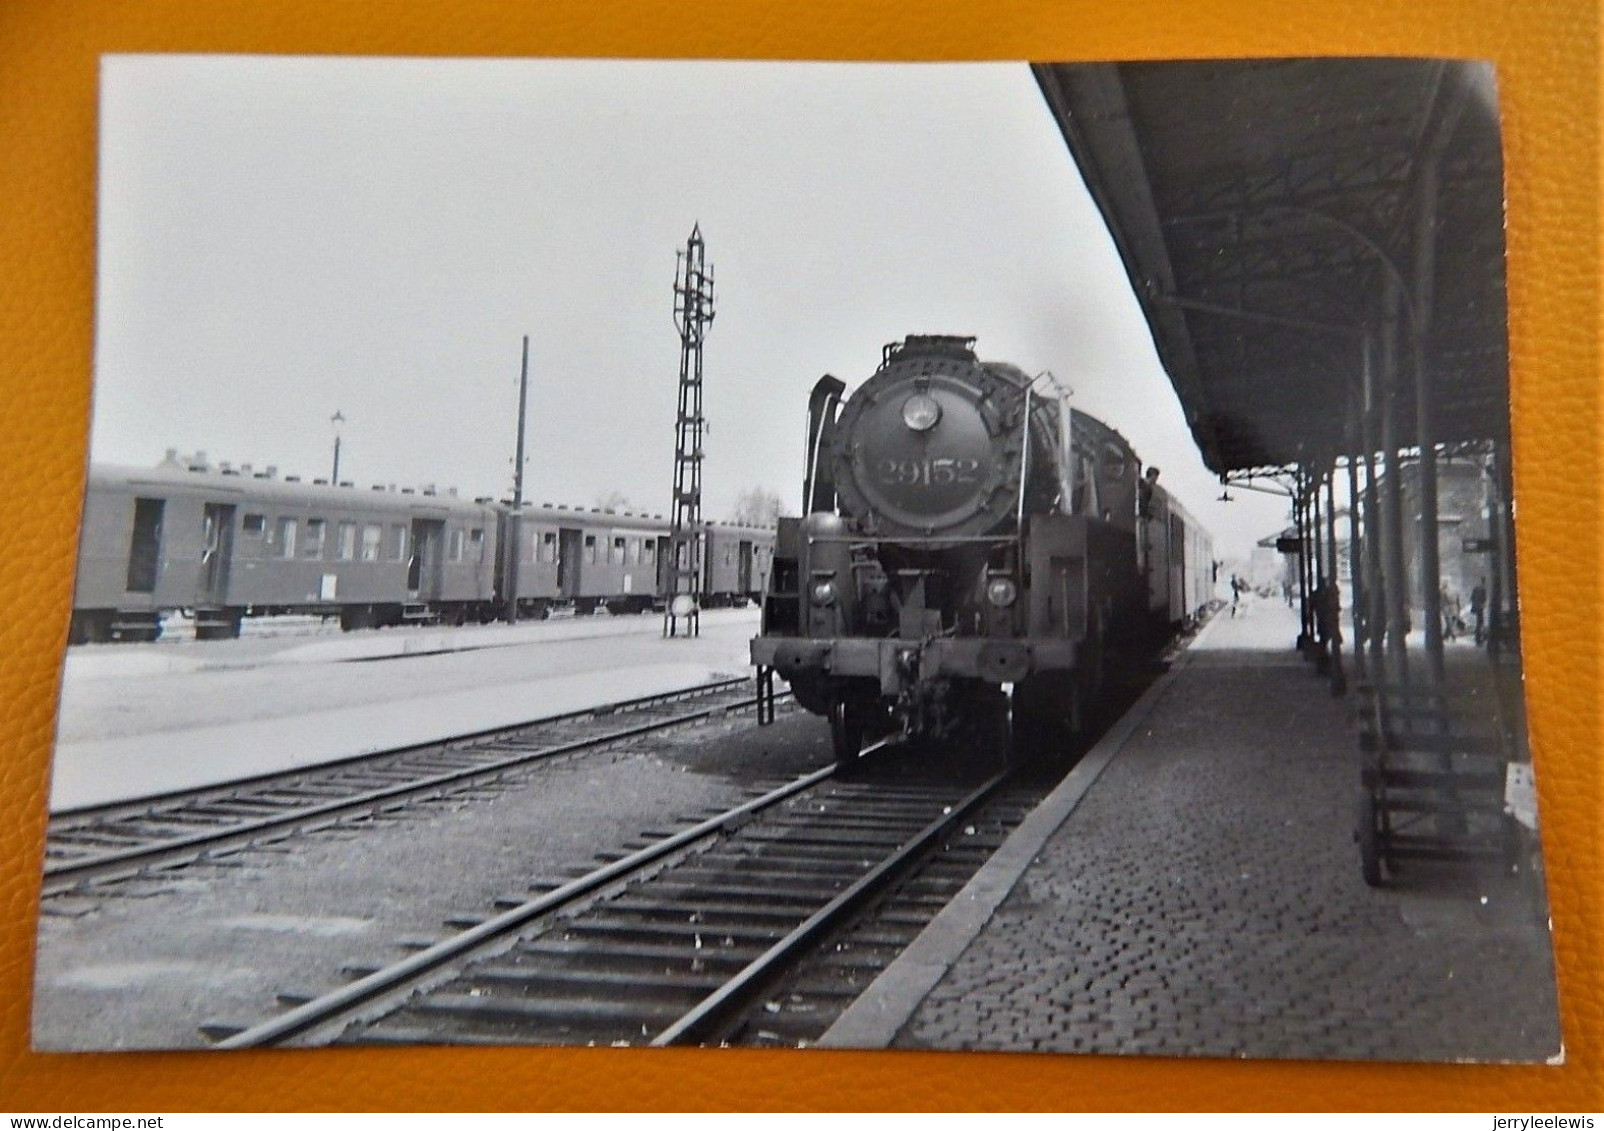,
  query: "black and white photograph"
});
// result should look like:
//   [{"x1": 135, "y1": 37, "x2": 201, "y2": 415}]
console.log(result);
[{"x1": 34, "y1": 54, "x2": 1561, "y2": 1062}]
